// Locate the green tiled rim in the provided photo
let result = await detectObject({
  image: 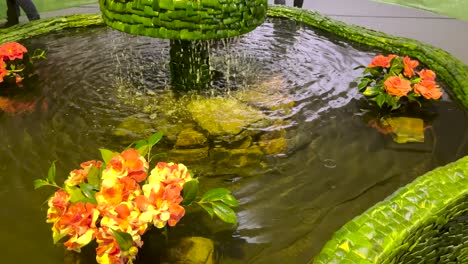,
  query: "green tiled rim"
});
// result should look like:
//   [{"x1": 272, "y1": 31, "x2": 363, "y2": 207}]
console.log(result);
[
  {"x1": 1, "y1": 6, "x2": 468, "y2": 263},
  {"x1": 98, "y1": 0, "x2": 267, "y2": 40}
]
